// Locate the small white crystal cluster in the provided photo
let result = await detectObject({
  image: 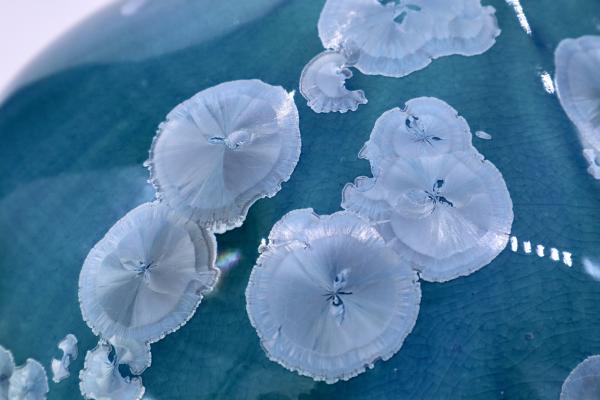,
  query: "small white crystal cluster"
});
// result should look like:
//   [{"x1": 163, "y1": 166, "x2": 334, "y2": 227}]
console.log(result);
[
  {"x1": 0, "y1": 345, "x2": 48, "y2": 400},
  {"x1": 51, "y1": 334, "x2": 78, "y2": 383},
  {"x1": 299, "y1": 0, "x2": 500, "y2": 113},
  {"x1": 79, "y1": 342, "x2": 145, "y2": 400},
  {"x1": 319, "y1": 0, "x2": 501, "y2": 78},
  {"x1": 79, "y1": 336, "x2": 151, "y2": 400},
  {"x1": 300, "y1": 43, "x2": 368, "y2": 113}
]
